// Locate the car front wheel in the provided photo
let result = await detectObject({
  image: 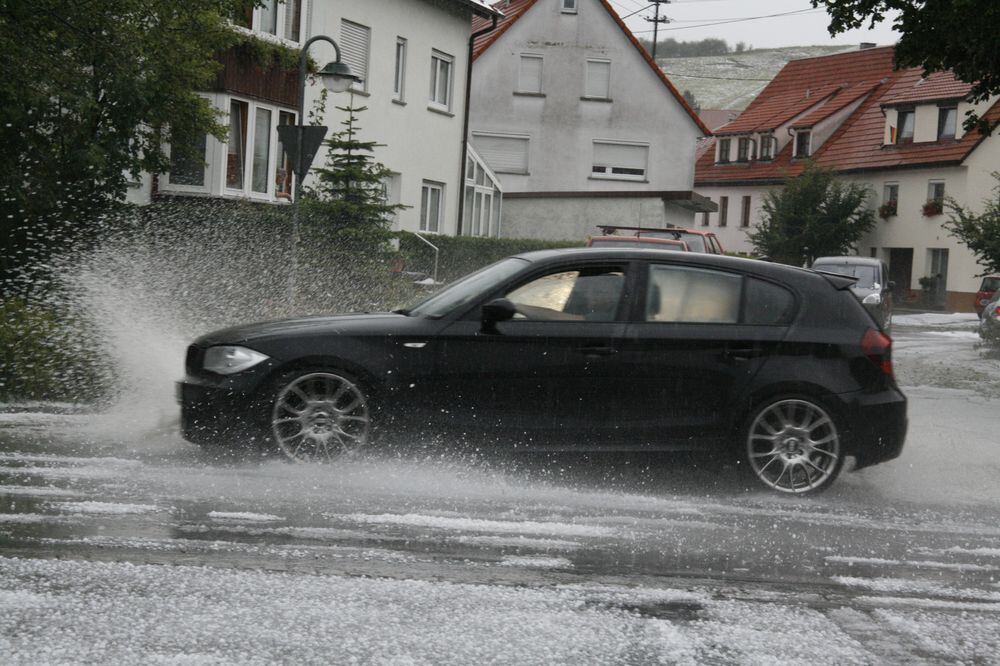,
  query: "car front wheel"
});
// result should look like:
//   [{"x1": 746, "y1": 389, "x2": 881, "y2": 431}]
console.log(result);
[
  {"x1": 744, "y1": 397, "x2": 844, "y2": 494},
  {"x1": 269, "y1": 371, "x2": 371, "y2": 462}
]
